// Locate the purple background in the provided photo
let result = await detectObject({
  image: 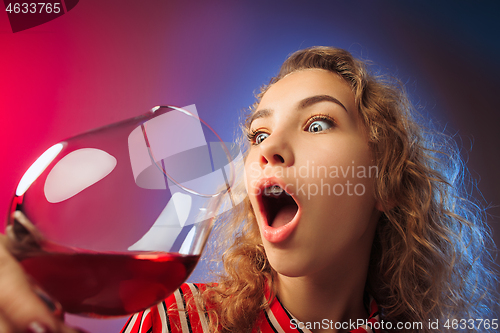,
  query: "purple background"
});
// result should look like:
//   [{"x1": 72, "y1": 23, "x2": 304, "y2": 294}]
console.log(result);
[{"x1": 1, "y1": 1, "x2": 499, "y2": 331}]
